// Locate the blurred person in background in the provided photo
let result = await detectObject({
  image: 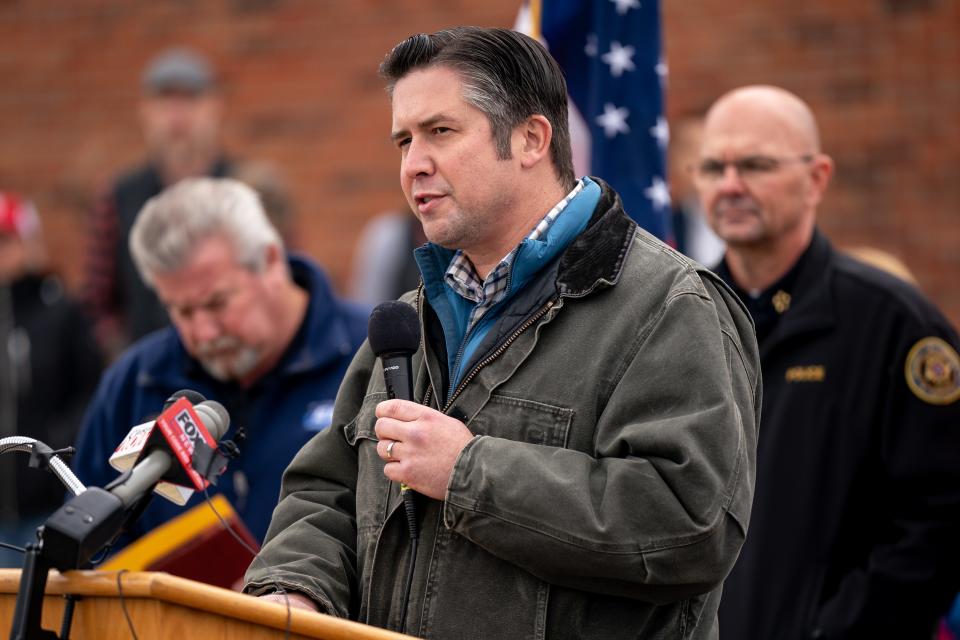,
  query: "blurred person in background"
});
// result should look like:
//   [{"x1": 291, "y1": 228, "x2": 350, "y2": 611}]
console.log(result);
[
  {"x1": 0, "y1": 192, "x2": 102, "y2": 568},
  {"x1": 348, "y1": 208, "x2": 425, "y2": 306},
  {"x1": 72, "y1": 178, "x2": 368, "y2": 552},
  {"x1": 82, "y1": 47, "x2": 232, "y2": 356},
  {"x1": 668, "y1": 114, "x2": 724, "y2": 266},
  {"x1": 232, "y1": 160, "x2": 298, "y2": 248},
  {"x1": 697, "y1": 85, "x2": 960, "y2": 640}
]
